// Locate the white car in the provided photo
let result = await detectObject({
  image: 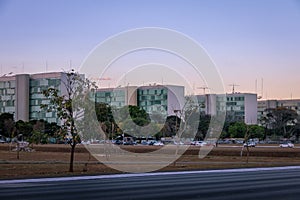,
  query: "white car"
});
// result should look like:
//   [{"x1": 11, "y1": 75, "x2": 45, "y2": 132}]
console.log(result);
[
  {"x1": 153, "y1": 141, "x2": 164, "y2": 146},
  {"x1": 279, "y1": 142, "x2": 294, "y2": 148},
  {"x1": 195, "y1": 141, "x2": 207, "y2": 146},
  {"x1": 243, "y1": 141, "x2": 256, "y2": 147}
]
